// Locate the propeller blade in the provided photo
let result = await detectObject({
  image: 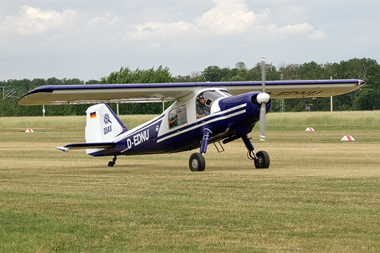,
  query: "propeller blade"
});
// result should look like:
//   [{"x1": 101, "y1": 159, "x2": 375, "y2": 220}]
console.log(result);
[
  {"x1": 259, "y1": 103, "x2": 266, "y2": 141},
  {"x1": 261, "y1": 57, "x2": 266, "y2": 93},
  {"x1": 260, "y1": 57, "x2": 266, "y2": 141}
]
